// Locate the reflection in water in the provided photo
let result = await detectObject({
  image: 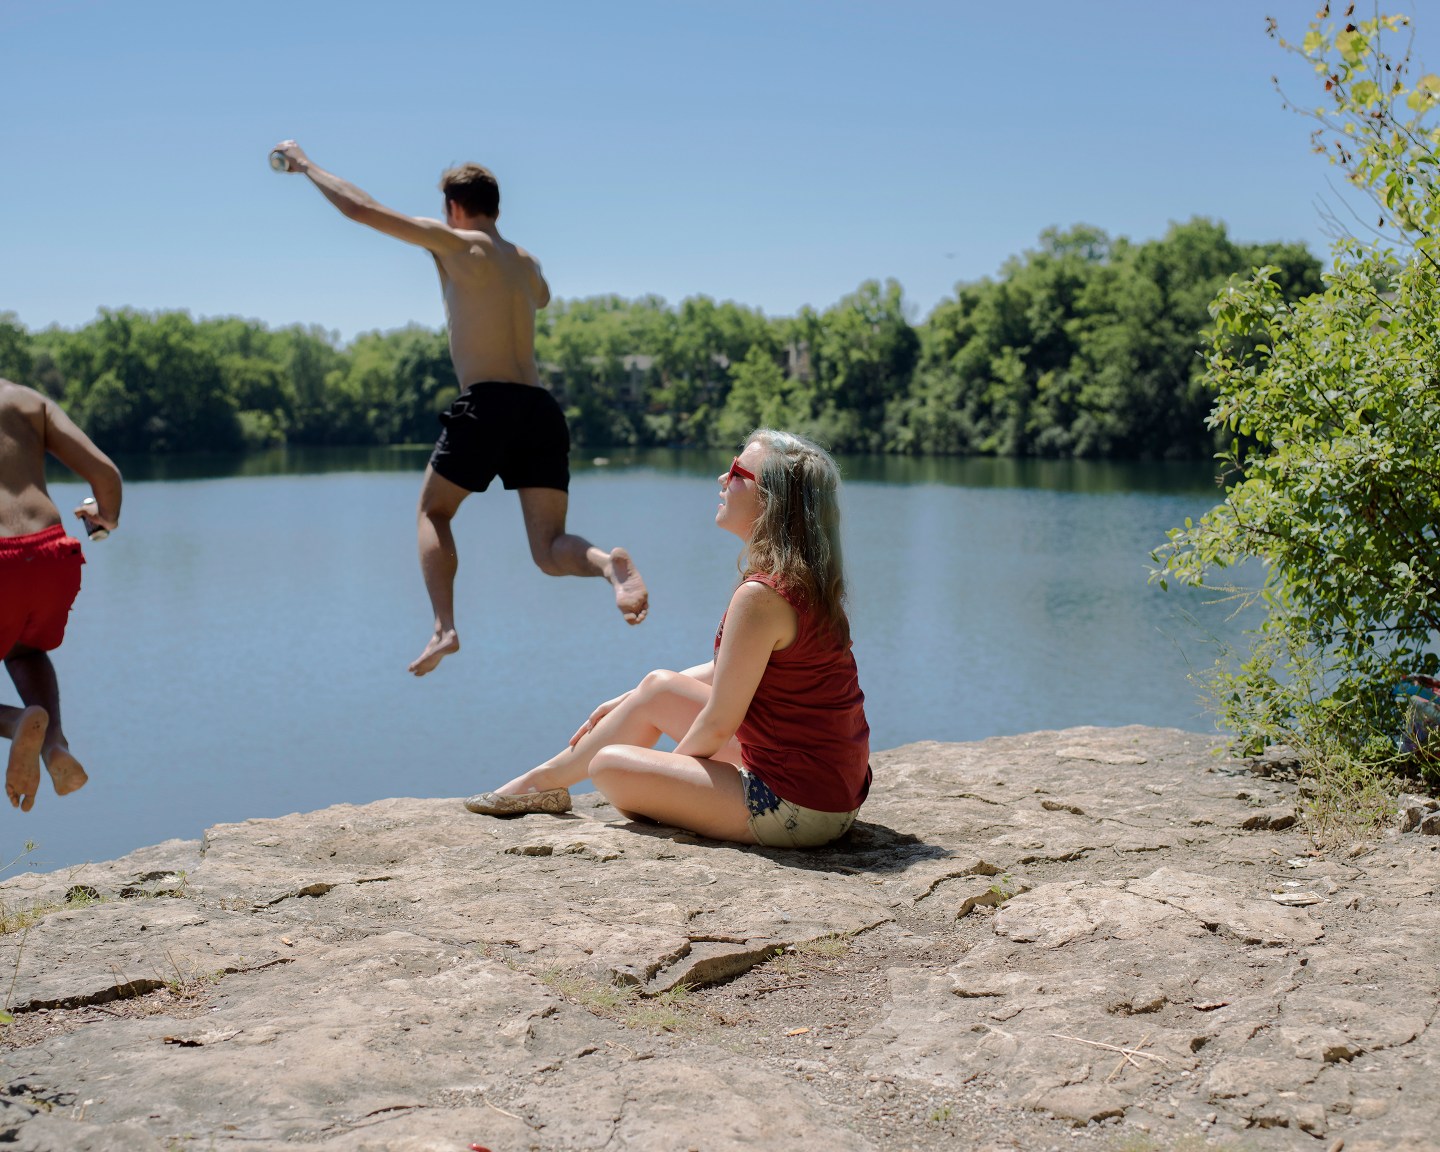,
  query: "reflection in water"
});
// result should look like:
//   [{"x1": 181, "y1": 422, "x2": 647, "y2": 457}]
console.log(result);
[
  {"x1": 56, "y1": 445, "x2": 1231, "y2": 498},
  {"x1": 582, "y1": 449, "x2": 1228, "y2": 496},
  {"x1": 47, "y1": 445, "x2": 437, "y2": 484},
  {"x1": 17, "y1": 447, "x2": 1250, "y2": 874}
]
